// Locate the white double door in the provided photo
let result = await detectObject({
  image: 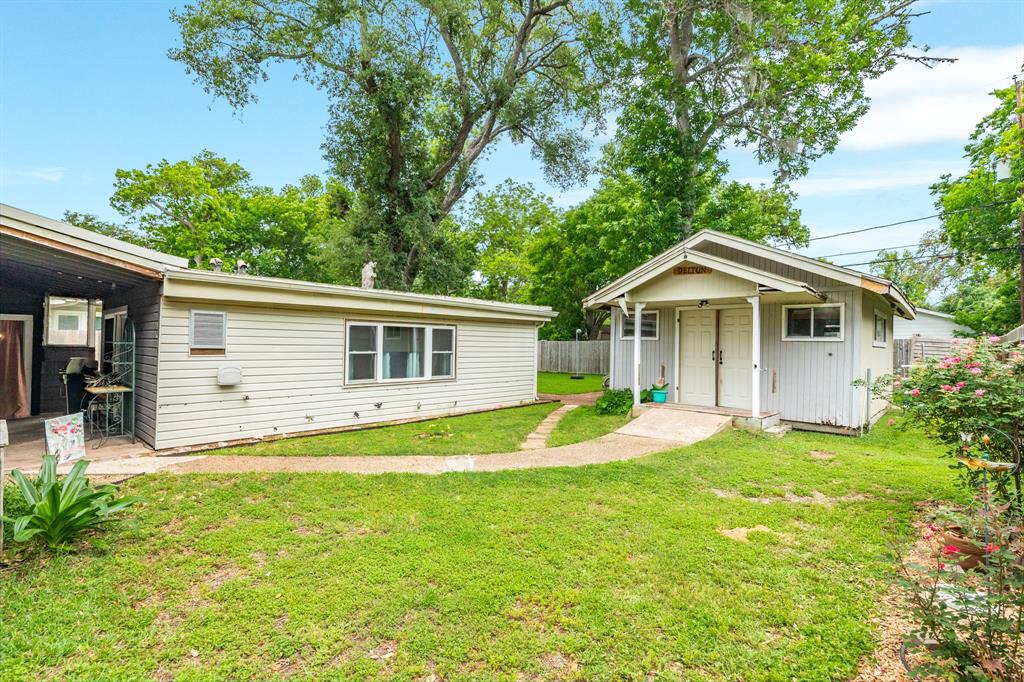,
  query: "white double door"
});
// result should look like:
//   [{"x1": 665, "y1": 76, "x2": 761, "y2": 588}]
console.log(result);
[{"x1": 678, "y1": 308, "x2": 752, "y2": 410}]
